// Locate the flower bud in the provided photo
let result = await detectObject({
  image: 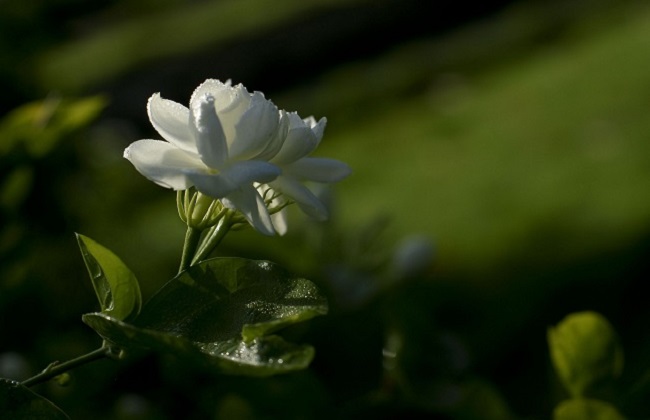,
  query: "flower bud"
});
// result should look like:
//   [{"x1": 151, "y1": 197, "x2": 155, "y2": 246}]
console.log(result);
[{"x1": 178, "y1": 189, "x2": 224, "y2": 230}]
